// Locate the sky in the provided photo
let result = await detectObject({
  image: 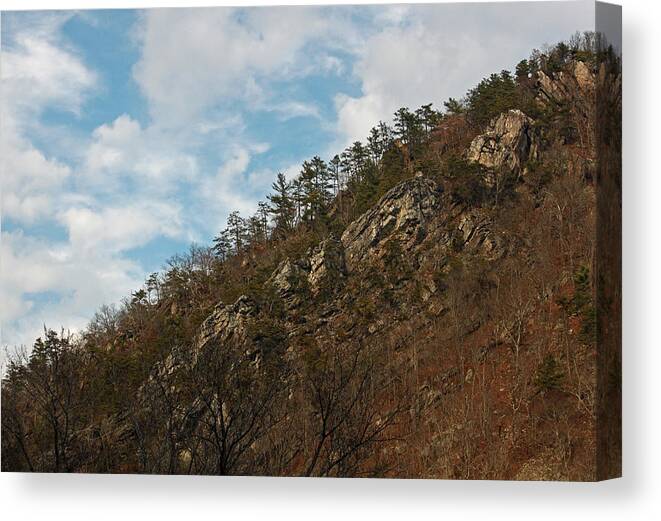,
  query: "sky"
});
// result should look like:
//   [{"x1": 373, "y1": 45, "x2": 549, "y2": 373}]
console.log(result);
[{"x1": 0, "y1": 1, "x2": 595, "y2": 351}]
